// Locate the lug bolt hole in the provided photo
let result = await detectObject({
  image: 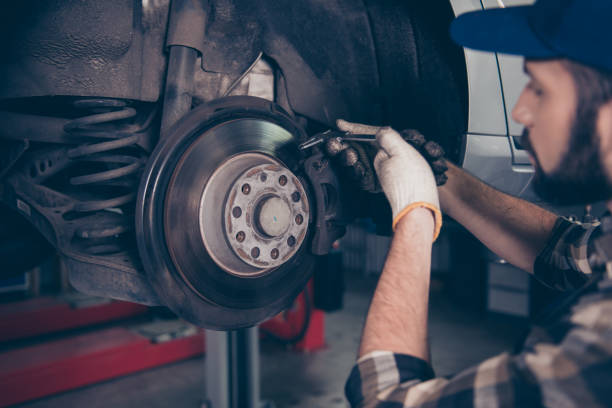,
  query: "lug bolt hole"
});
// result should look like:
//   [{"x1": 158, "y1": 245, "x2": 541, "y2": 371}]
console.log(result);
[
  {"x1": 260, "y1": 173, "x2": 267, "y2": 182},
  {"x1": 251, "y1": 247, "x2": 260, "y2": 258},
  {"x1": 291, "y1": 192, "x2": 301, "y2": 202},
  {"x1": 278, "y1": 175, "x2": 287, "y2": 186},
  {"x1": 242, "y1": 184, "x2": 251, "y2": 195},
  {"x1": 236, "y1": 231, "x2": 246, "y2": 242},
  {"x1": 287, "y1": 236, "x2": 296, "y2": 247},
  {"x1": 271, "y1": 248, "x2": 279, "y2": 259},
  {"x1": 295, "y1": 214, "x2": 304, "y2": 225},
  {"x1": 232, "y1": 206, "x2": 242, "y2": 218}
]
